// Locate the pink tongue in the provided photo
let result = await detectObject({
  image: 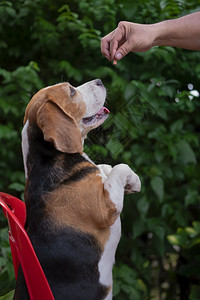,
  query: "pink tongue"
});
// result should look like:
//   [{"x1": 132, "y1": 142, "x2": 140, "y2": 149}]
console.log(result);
[{"x1": 97, "y1": 107, "x2": 110, "y2": 115}]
